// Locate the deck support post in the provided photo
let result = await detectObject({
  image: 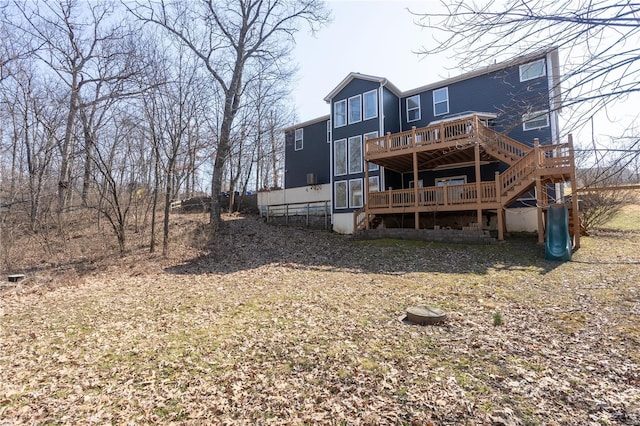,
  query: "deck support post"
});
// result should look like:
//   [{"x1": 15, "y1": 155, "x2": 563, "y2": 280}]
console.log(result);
[
  {"x1": 365, "y1": 149, "x2": 370, "y2": 230},
  {"x1": 536, "y1": 176, "x2": 545, "y2": 244},
  {"x1": 534, "y1": 138, "x2": 545, "y2": 244},
  {"x1": 474, "y1": 142, "x2": 482, "y2": 227},
  {"x1": 495, "y1": 171, "x2": 504, "y2": 241},
  {"x1": 412, "y1": 127, "x2": 419, "y2": 229},
  {"x1": 568, "y1": 134, "x2": 580, "y2": 249}
]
